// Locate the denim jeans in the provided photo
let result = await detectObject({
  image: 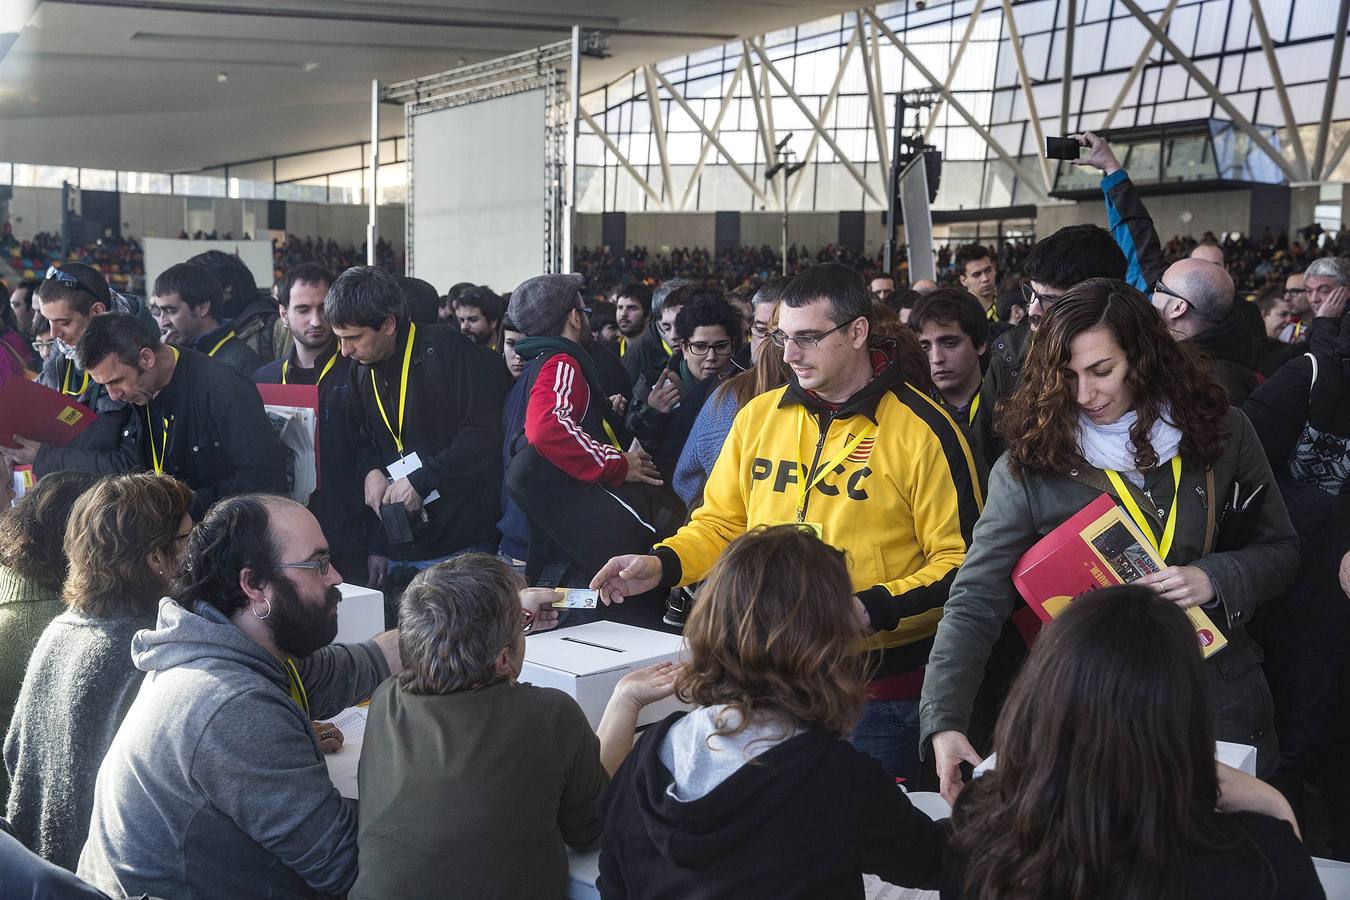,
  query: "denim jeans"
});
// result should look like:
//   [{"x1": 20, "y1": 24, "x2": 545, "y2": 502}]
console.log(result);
[{"x1": 850, "y1": 698, "x2": 921, "y2": 785}]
